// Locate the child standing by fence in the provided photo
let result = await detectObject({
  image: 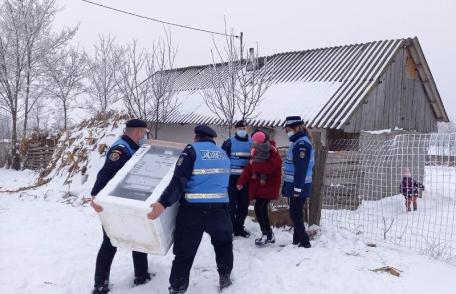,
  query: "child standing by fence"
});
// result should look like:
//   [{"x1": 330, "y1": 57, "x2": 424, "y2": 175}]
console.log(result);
[{"x1": 400, "y1": 167, "x2": 425, "y2": 212}]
